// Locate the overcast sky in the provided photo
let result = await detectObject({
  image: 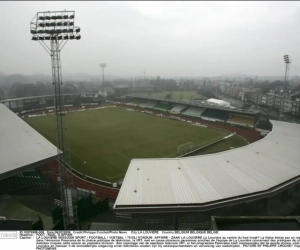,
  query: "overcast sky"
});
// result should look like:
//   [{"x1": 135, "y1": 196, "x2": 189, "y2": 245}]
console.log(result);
[{"x1": 0, "y1": 1, "x2": 300, "y2": 78}]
